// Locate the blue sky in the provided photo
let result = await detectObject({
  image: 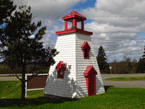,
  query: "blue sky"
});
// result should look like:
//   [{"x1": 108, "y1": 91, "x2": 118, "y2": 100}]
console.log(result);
[
  {"x1": 71, "y1": 0, "x2": 96, "y2": 10},
  {"x1": 138, "y1": 33, "x2": 145, "y2": 37},
  {"x1": 13, "y1": 0, "x2": 145, "y2": 62}
]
